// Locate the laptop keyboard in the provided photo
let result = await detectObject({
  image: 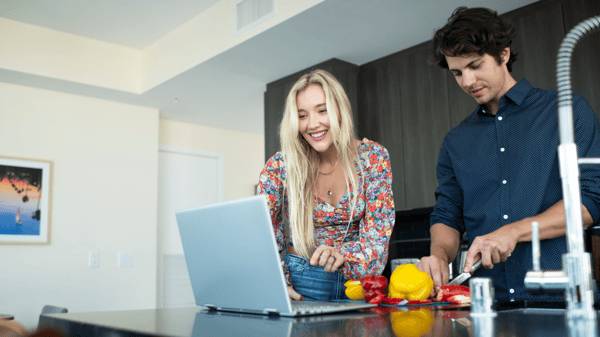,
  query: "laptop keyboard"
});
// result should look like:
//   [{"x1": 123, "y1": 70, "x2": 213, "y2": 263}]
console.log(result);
[{"x1": 291, "y1": 301, "x2": 368, "y2": 315}]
